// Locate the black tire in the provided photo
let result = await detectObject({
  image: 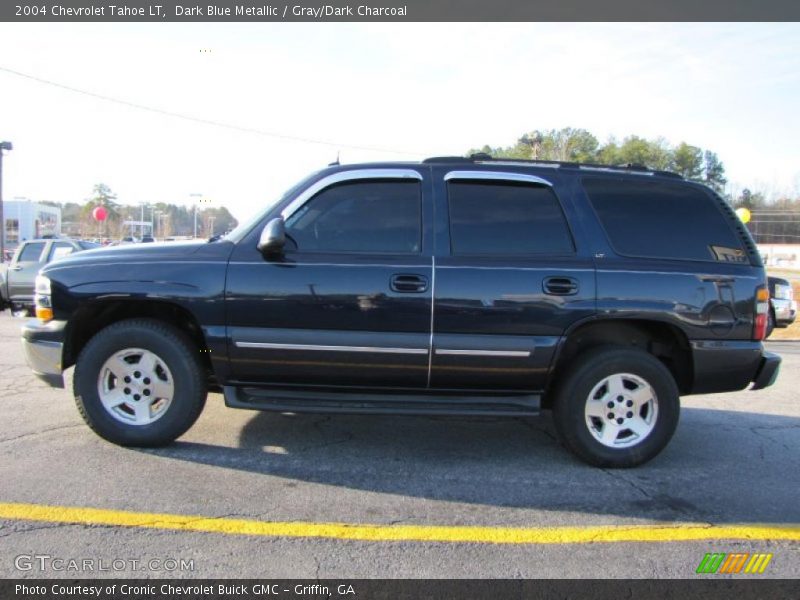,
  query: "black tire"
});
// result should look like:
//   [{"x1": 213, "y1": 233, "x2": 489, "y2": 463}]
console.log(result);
[
  {"x1": 551, "y1": 346, "x2": 680, "y2": 468},
  {"x1": 73, "y1": 318, "x2": 207, "y2": 447}
]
